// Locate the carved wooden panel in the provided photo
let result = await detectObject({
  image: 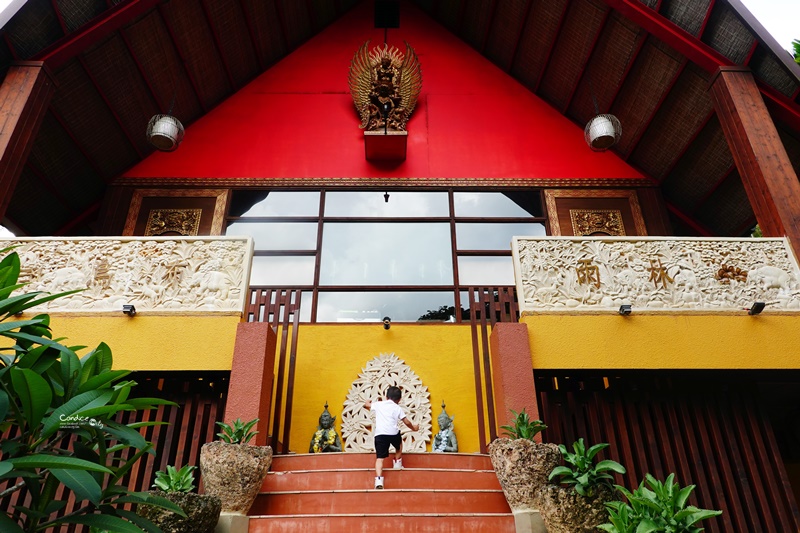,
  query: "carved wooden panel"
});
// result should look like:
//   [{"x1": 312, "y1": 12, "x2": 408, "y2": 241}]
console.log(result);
[
  {"x1": 123, "y1": 189, "x2": 228, "y2": 236},
  {"x1": 545, "y1": 189, "x2": 647, "y2": 236}
]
